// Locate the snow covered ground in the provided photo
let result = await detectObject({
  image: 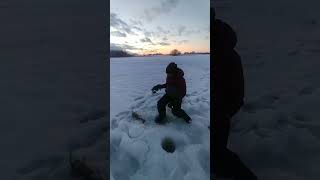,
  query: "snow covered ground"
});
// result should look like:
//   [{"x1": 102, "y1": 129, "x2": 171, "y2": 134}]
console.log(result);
[
  {"x1": 110, "y1": 55, "x2": 210, "y2": 180},
  {"x1": 214, "y1": 0, "x2": 320, "y2": 179}
]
